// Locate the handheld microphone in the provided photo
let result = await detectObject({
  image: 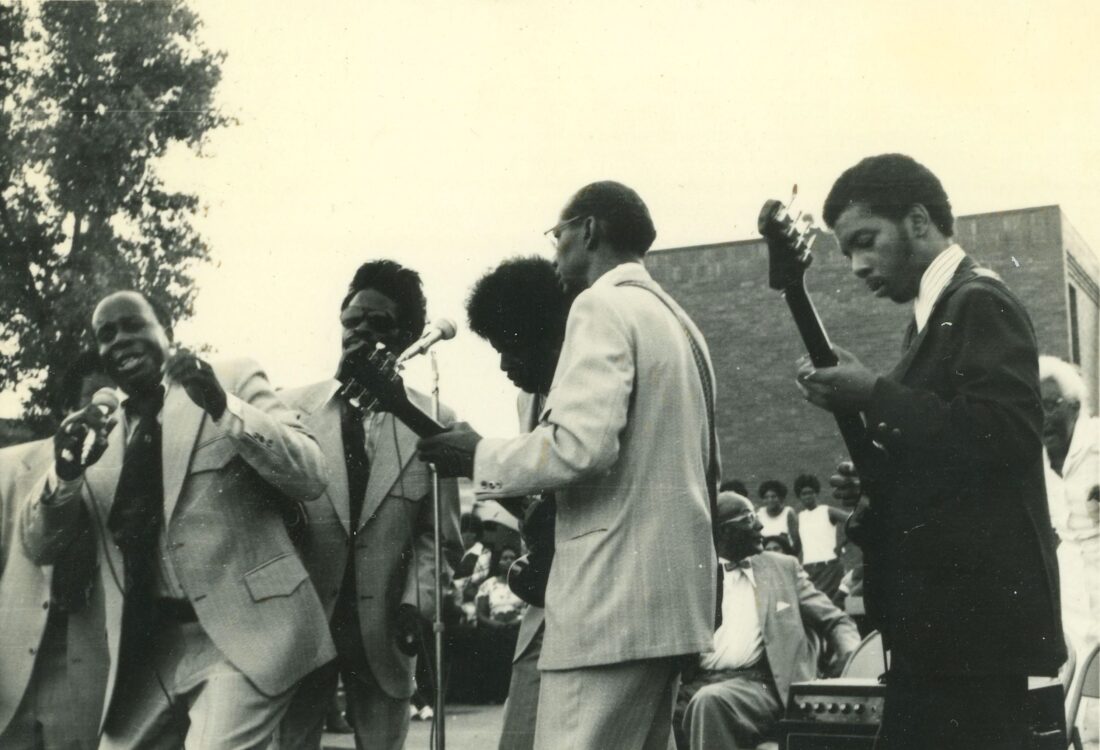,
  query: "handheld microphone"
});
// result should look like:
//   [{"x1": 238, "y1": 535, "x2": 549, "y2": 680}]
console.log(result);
[
  {"x1": 396, "y1": 318, "x2": 457, "y2": 365},
  {"x1": 62, "y1": 388, "x2": 121, "y2": 464}
]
